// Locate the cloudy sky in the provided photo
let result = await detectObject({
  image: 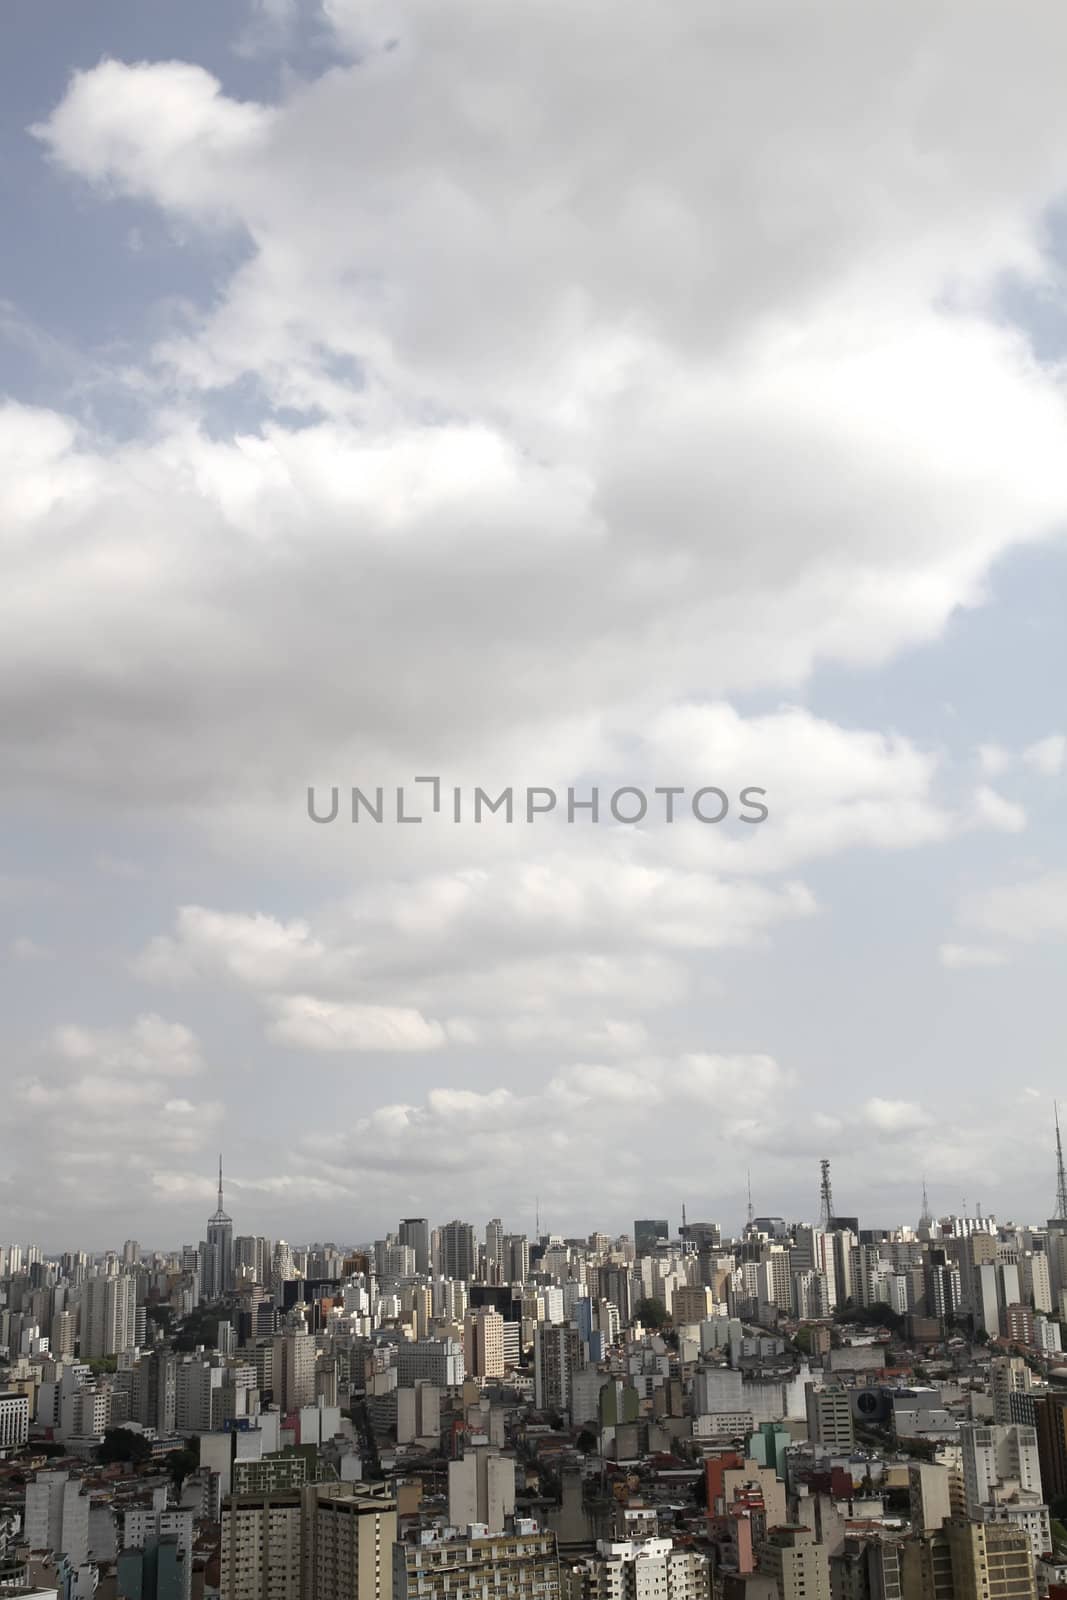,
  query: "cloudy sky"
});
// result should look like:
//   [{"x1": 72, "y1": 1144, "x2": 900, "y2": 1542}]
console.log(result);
[{"x1": 3, "y1": 0, "x2": 1067, "y2": 1252}]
